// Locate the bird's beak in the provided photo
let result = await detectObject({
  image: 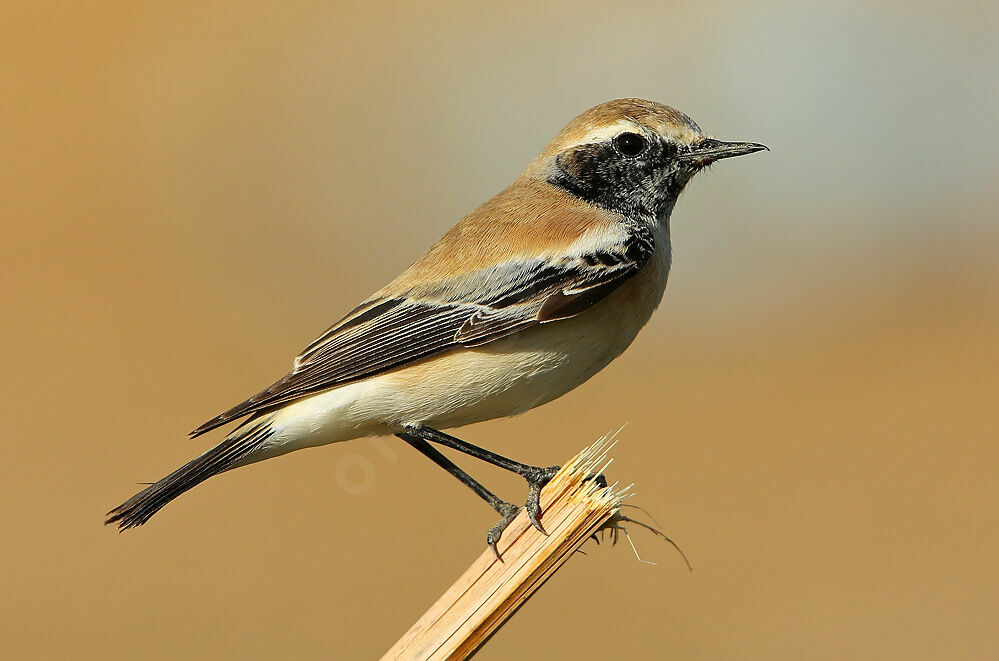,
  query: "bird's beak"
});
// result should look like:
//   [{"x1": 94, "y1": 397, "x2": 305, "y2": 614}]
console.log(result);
[{"x1": 682, "y1": 138, "x2": 769, "y2": 166}]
